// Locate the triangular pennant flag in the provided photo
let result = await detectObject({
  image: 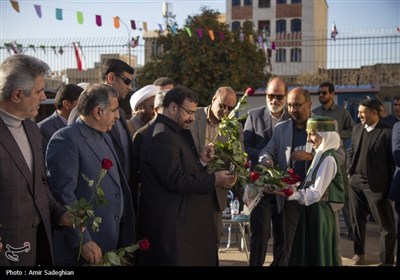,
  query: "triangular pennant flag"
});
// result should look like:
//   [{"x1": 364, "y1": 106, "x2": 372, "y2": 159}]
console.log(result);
[
  {"x1": 130, "y1": 20, "x2": 136, "y2": 30},
  {"x1": 16, "y1": 43, "x2": 23, "y2": 53},
  {"x1": 114, "y1": 17, "x2": 120, "y2": 28},
  {"x1": 29, "y1": 44, "x2": 36, "y2": 52},
  {"x1": 40, "y1": 45, "x2": 46, "y2": 54},
  {"x1": 10, "y1": 42, "x2": 21, "y2": 54},
  {"x1": 96, "y1": 15, "x2": 102, "y2": 27},
  {"x1": 10, "y1": 0, "x2": 20, "y2": 13},
  {"x1": 196, "y1": 28, "x2": 203, "y2": 38},
  {"x1": 271, "y1": 41, "x2": 276, "y2": 50},
  {"x1": 143, "y1": 22, "x2": 148, "y2": 32},
  {"x1": 72, "y1": 42, "x2": 87, "y2": 71},
  {"x1": 51, "y1": 46, "x2": 57, "y2": 55},
  {"x1": 185, "y1": 27, "x2": 192, "y2": 37},
  {"x1": 34, "y1": 4, "x2": 42, "y2": 18},
  {"x1": 77, "y1": 11, "x2": 84, "y2": 24},
  {"x1": 131, "y1": 36, "x2": 139, "y2": 48},
  {"x1": 396, "y1": 27, "x2": 400, "y2": 32},
  {"x1": 331, "y1": 22, "x2": 338, "y2": 41},
  {"x1": 208, "y1": 30, "x2": 215, "y2": 41},
  {"x1": 239, "y1": 31, "x2": 244, "y2": 41},
  {"x1": 219, "y1": 32, "x2": 224, "y2": 41},
  {"x1": 55, "y1": 8, "x2": 63, "y2": 20},
  {"x1": 158, "y1": 24, "x2": 163, "y2": 32},
  {"x1": 58, "y1": 47, "x2": 64, "y2": 55}
]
